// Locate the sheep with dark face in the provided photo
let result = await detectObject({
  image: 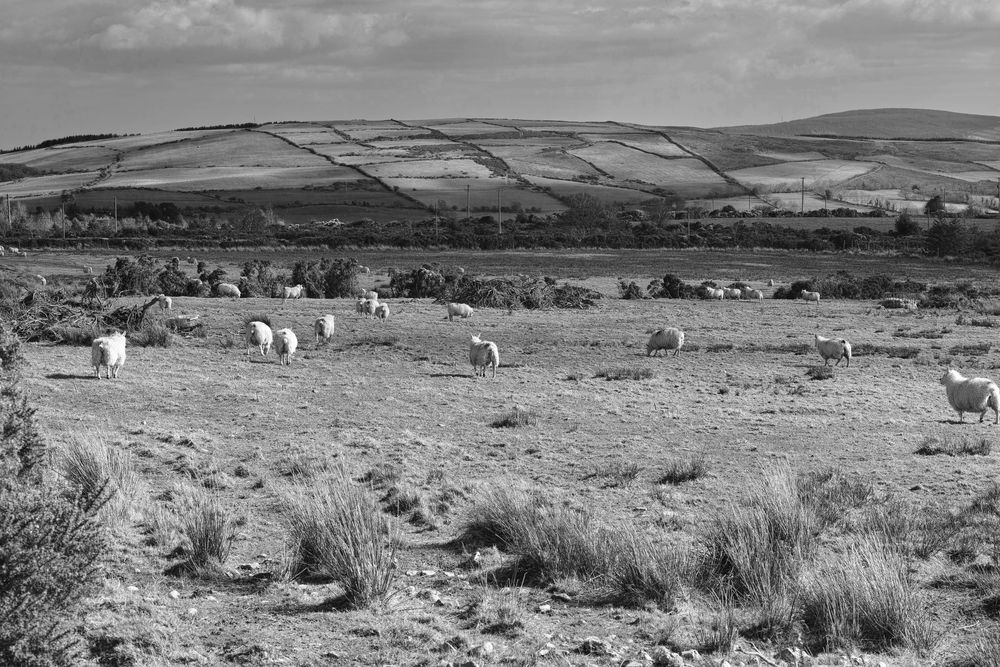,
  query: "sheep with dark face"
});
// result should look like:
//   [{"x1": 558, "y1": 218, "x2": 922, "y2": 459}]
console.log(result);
[
  {"x1": 941, "y1": 369, "x2": 1000, "y2": 424},
  {"x1": 815, "y1": 334, "x2": 852, "y2": 367},
  {"x1": 646, "y1": 328, "x2": 685, "y2": 357}
]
